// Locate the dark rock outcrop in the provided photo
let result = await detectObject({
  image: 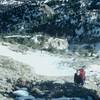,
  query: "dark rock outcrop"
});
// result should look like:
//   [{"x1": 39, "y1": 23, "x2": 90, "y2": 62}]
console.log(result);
[
  {"x1": 0, "y1": 0, "x2": 100, "y2": 43},
  {"x1": 12, "y1": 80, "x2": 100, "y2": 100}
]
